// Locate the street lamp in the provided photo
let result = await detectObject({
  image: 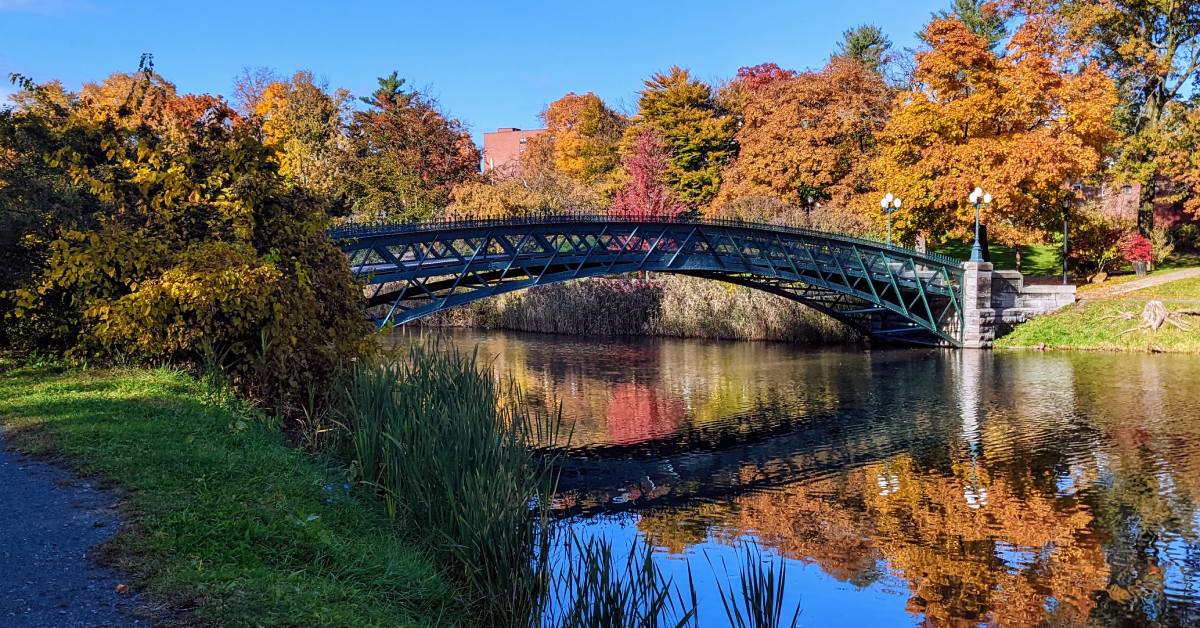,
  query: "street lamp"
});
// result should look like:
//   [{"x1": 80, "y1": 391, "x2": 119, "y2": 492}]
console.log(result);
[
  {"x1": 1061, "y1": 183, "x2": 1082, "y2": 285},
  {"x1": 880, "y1": 193, "x2": 902, "y2": 247},
  {"x1": 968, "y1": 187, "x2": 992, "y2": 263}
]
